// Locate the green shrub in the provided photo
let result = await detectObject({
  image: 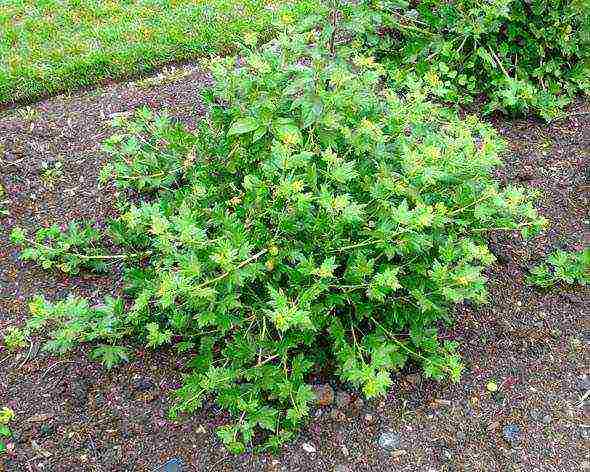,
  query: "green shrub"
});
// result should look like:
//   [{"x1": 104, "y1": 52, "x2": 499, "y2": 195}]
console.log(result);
[
  {"x1": 527, "y1": 249, "x2": 589, "y2": 287},
  {"x1": 352, "y1": 0, "x2": 590, "y2": 120},
  {"x1": 10, "y1": 9, "x2": 546, "y2": 453}
]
